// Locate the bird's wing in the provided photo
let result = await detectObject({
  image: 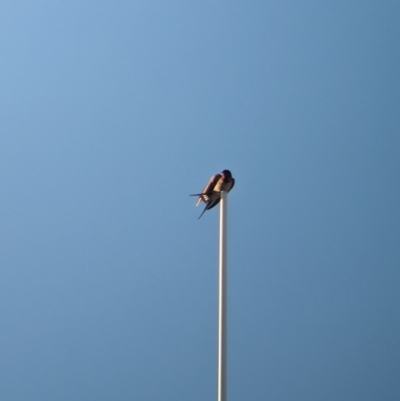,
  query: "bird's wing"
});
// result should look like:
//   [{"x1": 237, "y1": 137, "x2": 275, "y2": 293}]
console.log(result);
[
  {"x1": 204, "y1": 198, "x2": 221, "y2": 211},
  {"x1": 198, "y1": 198, "x2": 220, "y2": 218},
  {"x1": 196, "y1": 174, "x2": 221, "y2": 206}
]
